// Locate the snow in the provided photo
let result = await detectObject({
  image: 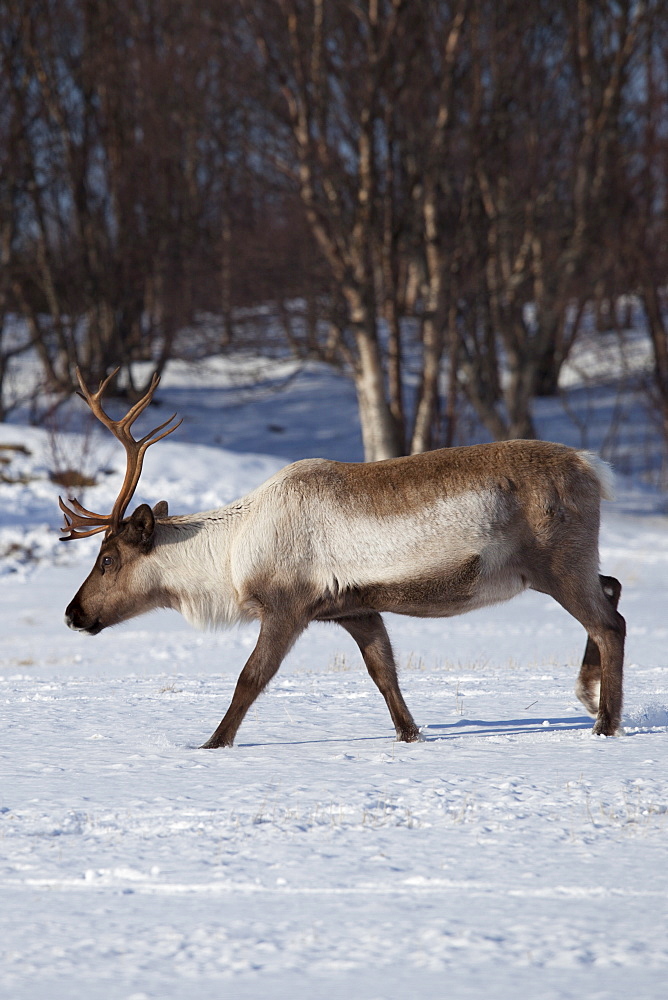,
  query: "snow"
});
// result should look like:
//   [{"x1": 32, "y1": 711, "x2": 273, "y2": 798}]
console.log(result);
[{"x1": 1, "y1": 346, "x2": 667, "y2": 999}]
